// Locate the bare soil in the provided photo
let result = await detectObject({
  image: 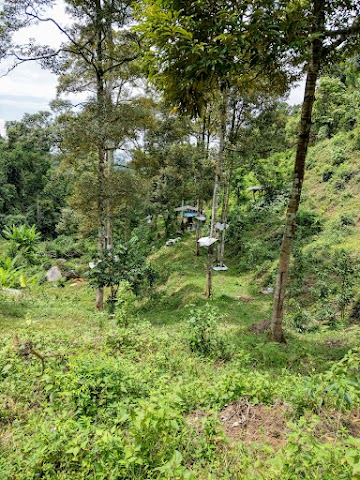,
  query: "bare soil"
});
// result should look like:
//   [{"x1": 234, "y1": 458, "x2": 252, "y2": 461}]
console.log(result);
[{"x1": 219, "y1": 400, "x2": 291, "y2": 448}]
